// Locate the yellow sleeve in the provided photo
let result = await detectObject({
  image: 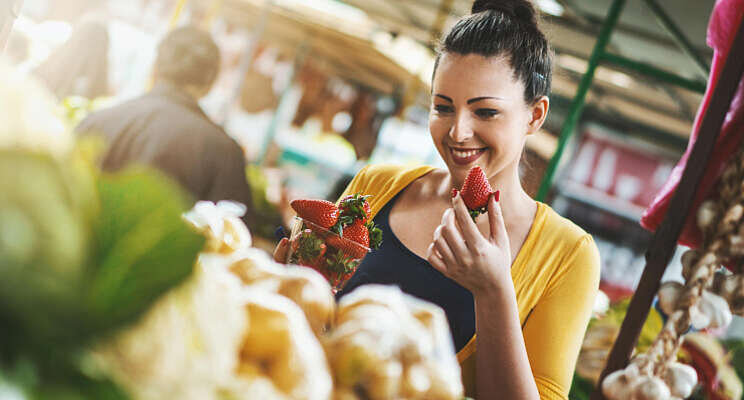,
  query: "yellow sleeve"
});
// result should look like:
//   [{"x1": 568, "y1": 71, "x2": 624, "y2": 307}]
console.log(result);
[
  {"x1": 336, "y1": 164, "x2": 435, "y2": 220},
  {"x1": 522, "y1": 235, "x2": 600, "y2": 400}
]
